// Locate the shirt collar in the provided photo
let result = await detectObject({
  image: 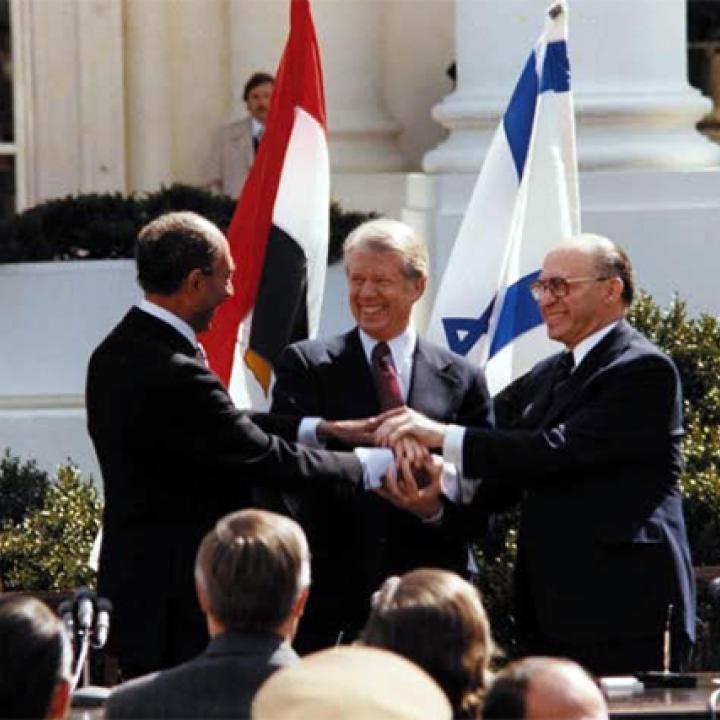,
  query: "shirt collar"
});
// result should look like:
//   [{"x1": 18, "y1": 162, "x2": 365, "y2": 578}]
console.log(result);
[
  {"x1": 138, "y1": 299, "x2": 199, "y2": 349},
  {"x1": 251, "y1": 117, "x2": 264, "y2": 138},
  {"x1": 358, "y1": 326, "x2": 417, "y2": 368},
  {"x1": 571, "y1": 320, "x2": 620, "y2": 369}
]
